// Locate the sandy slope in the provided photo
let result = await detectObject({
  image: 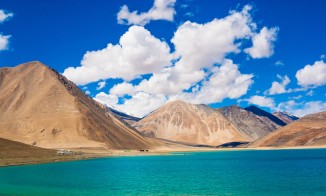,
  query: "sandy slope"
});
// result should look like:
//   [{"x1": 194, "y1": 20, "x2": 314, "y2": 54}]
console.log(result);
[
  {"x1": 249, "y1": 111, "x2": 326, "y2": 147},
  {"x1": 134, "y1": 100, "x2": 250, "y2": 146},
  {"x1": 0, "y1": 61, "x2": 156, "y2": 149}
]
